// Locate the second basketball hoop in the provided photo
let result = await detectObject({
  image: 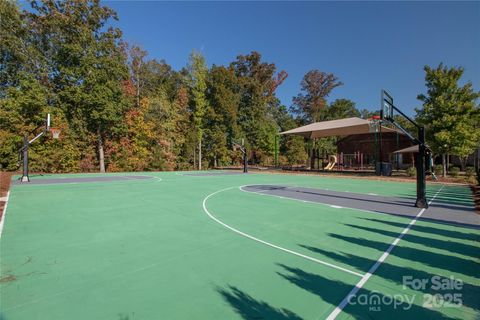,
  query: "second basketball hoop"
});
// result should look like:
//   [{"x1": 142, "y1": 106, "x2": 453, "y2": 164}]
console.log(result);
[{"x1": 50, "y1": 128, "x2": 61, "y2": 139}]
